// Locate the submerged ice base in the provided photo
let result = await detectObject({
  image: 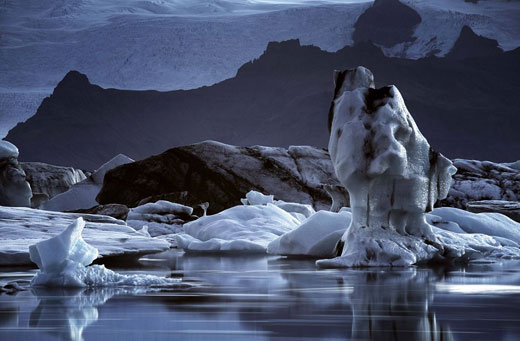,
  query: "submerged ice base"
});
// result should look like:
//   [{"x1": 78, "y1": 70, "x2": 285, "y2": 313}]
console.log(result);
[{"x1": 29, "y1": 218, "x2": 182, "y2": 288}]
